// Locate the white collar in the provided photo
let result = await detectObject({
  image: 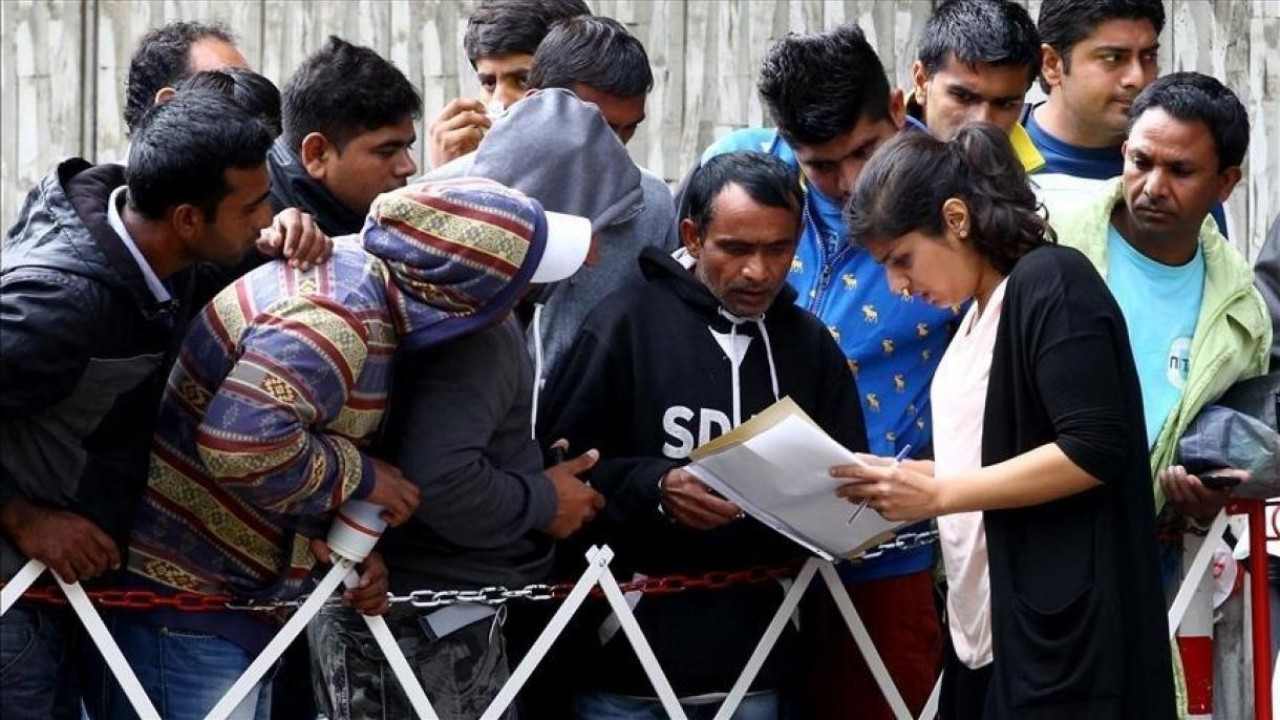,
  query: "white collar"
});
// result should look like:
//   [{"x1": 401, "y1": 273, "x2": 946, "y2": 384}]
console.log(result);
[{"x1": 107, "y1": 186, "x2": 170, "y2": 303}]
